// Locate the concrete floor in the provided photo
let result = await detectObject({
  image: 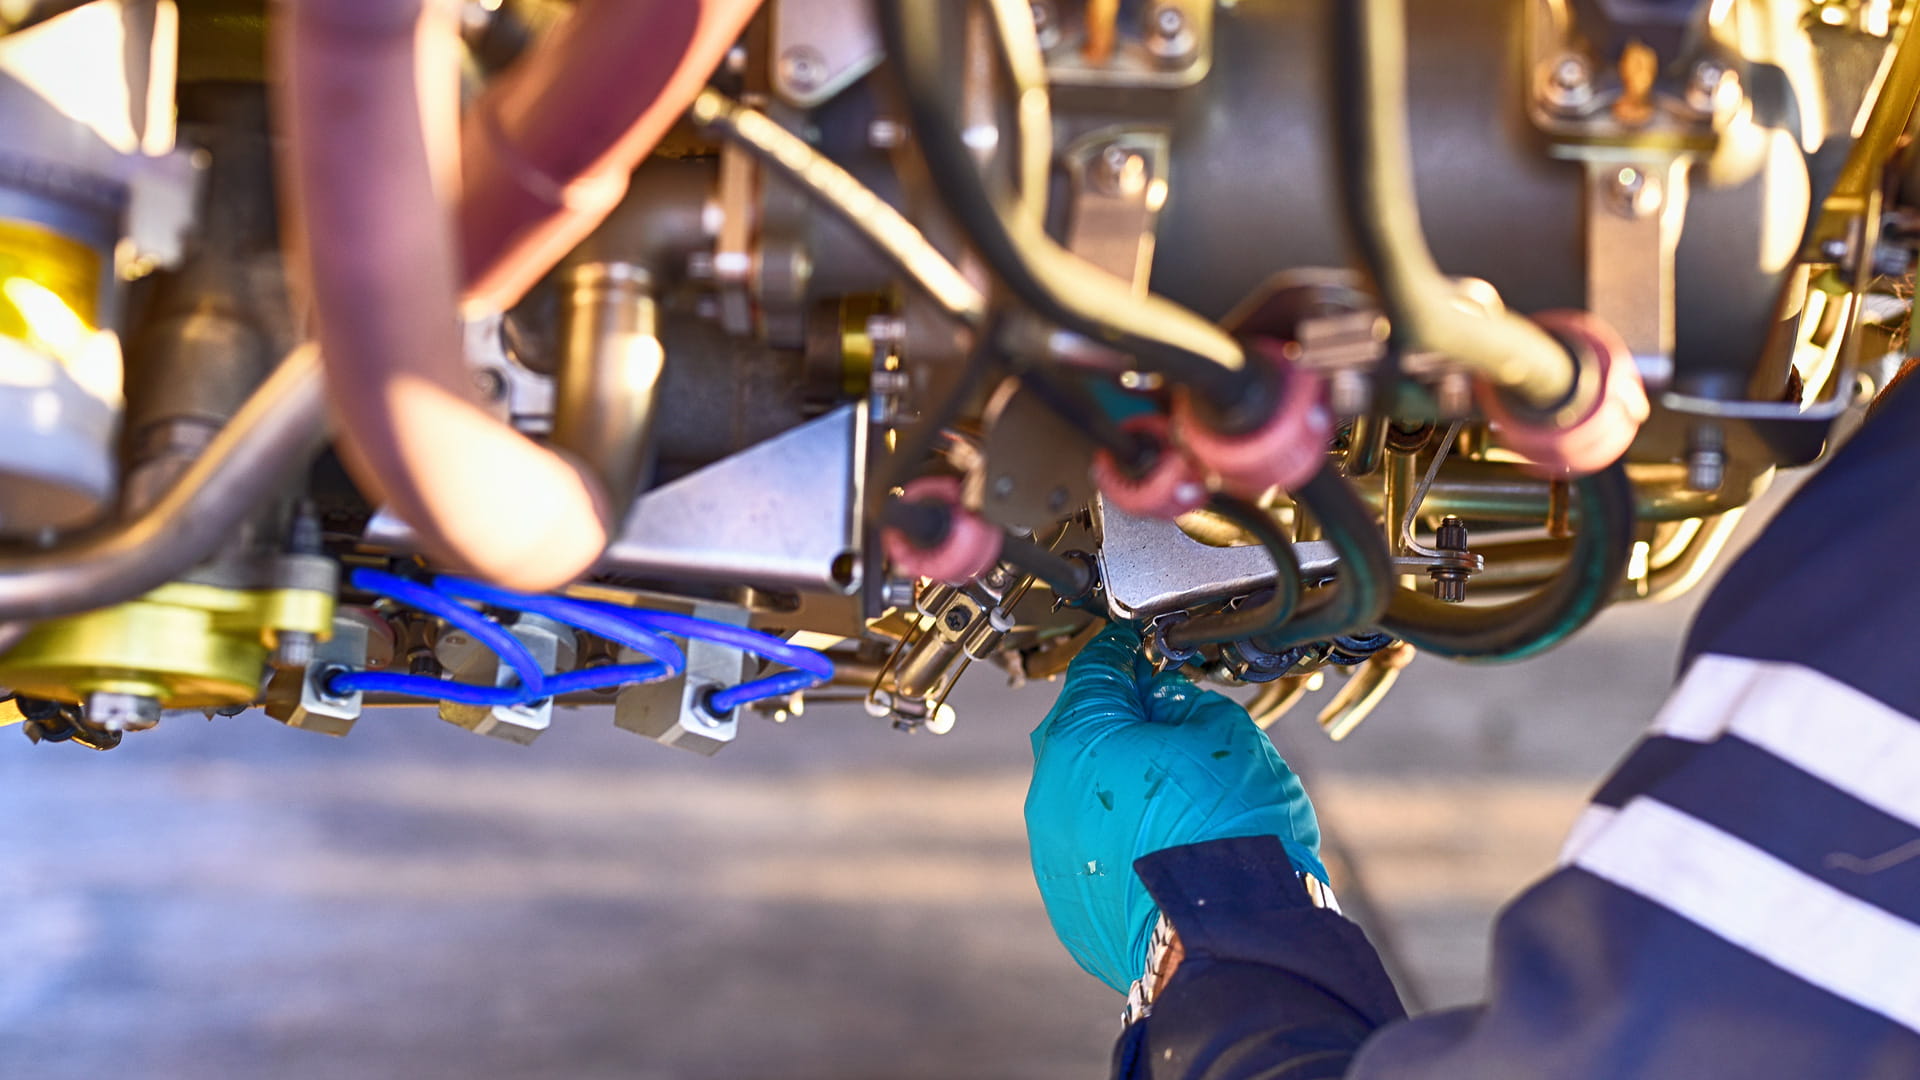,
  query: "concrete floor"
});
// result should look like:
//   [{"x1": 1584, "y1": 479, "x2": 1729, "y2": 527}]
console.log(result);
[{"x1": 0, "y1": 505, "x2": 1776, "y2": 1078}]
